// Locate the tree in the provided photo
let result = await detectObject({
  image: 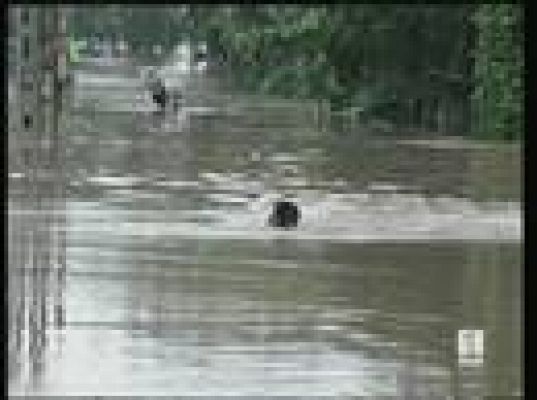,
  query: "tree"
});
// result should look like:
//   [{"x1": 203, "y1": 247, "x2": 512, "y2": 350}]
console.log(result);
[{"x1": 471, "y1": 4, "x2": 524, "y2": 141}]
